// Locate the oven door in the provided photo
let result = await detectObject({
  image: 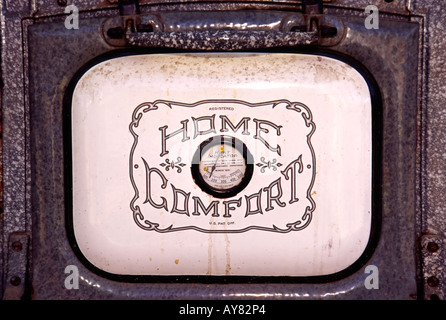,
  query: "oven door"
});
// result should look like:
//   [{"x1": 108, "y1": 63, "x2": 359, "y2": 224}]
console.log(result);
[
  {"x1": 68, "y1": 51, "x2": 376, "y2": 278},
  {"x1": 25, "y1": 2, "x2": 419, "y2": 299}
]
